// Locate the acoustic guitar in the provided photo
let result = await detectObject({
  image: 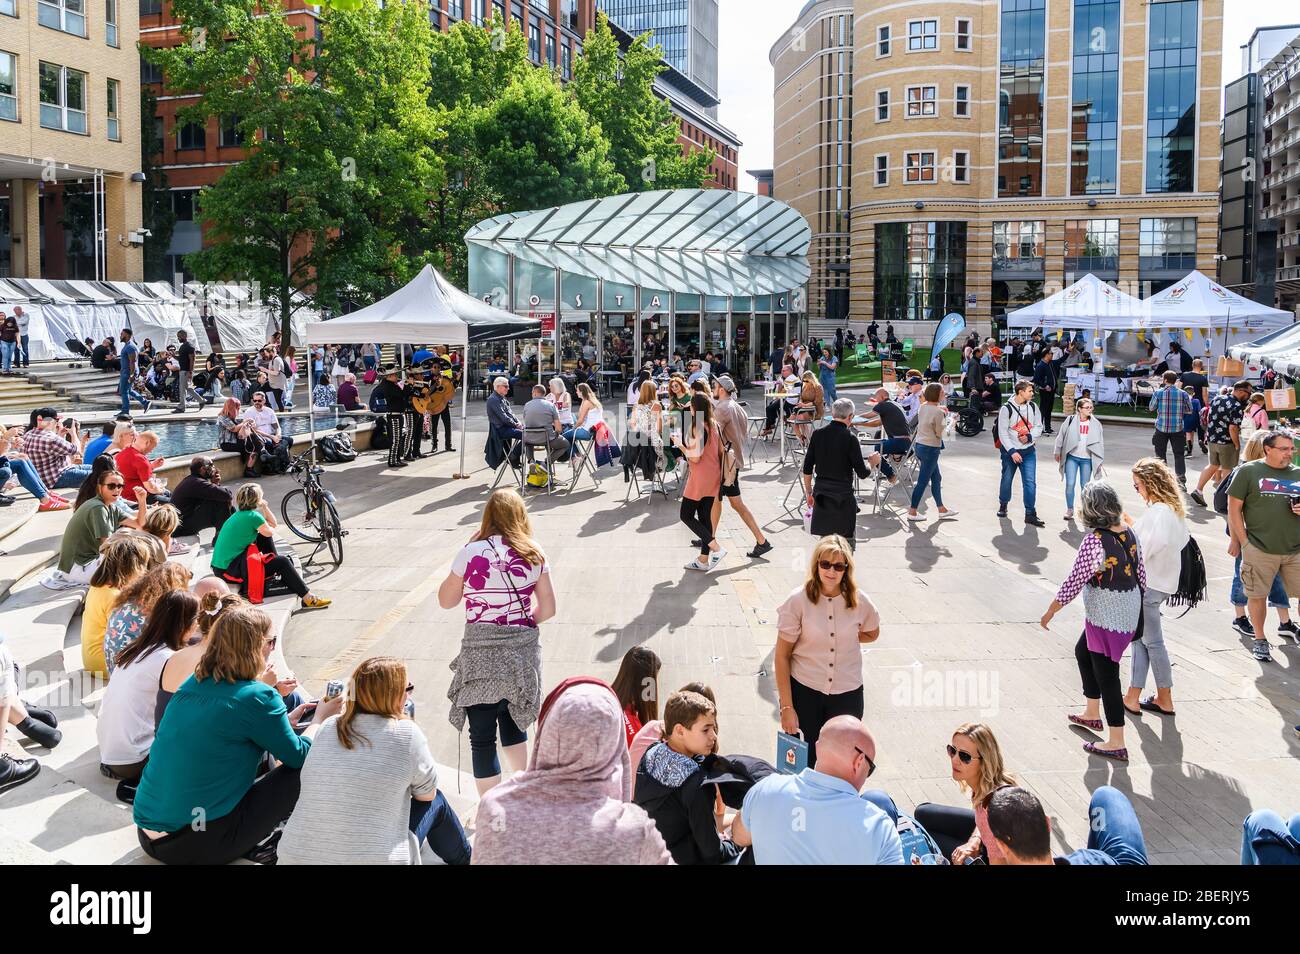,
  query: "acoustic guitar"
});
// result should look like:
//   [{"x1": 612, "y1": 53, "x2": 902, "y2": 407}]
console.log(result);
[{"x1": 412, "y1": 374, "x2": 456, "y2": 416}]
